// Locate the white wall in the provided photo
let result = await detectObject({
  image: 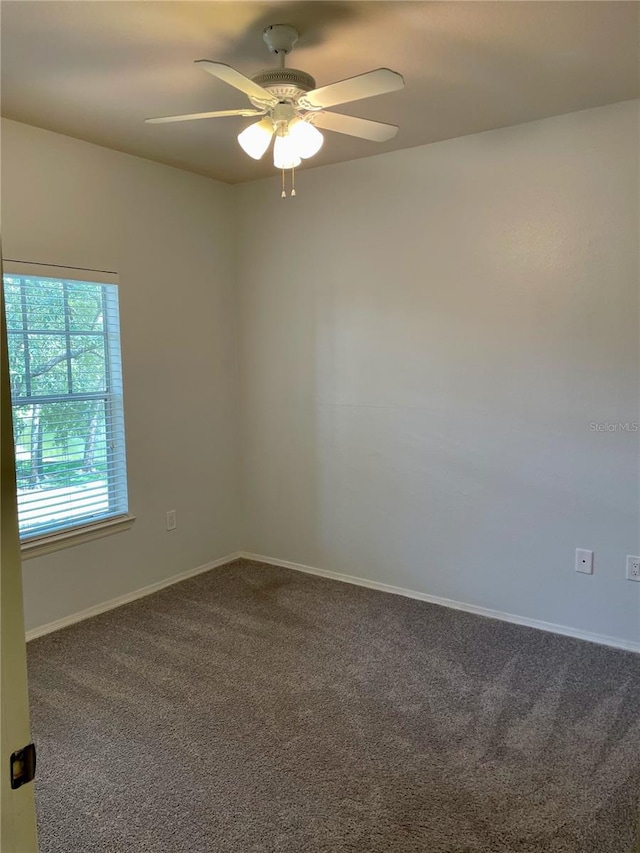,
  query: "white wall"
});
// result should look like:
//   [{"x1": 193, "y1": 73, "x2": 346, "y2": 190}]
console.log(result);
[
  {"x1": 236, "y1": 100, "x2": 640, "y2": 646},
  {"x1": 4, "y1": 102, "x2": 638, "y2": 646},
  {"x1": 1, "y1": 119, "x2": 240, "y2": 632}
]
